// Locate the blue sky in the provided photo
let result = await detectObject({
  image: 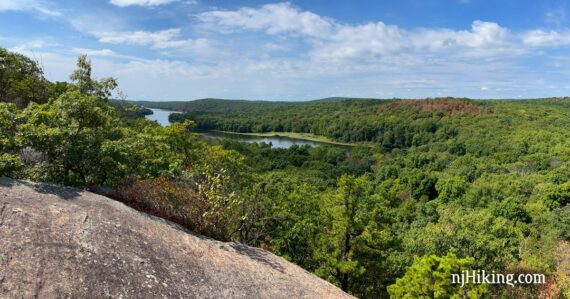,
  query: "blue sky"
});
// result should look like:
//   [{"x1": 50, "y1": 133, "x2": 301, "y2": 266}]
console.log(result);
[{"x1": 2, "y1": 0, "x2": 570, "y2": 101}]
